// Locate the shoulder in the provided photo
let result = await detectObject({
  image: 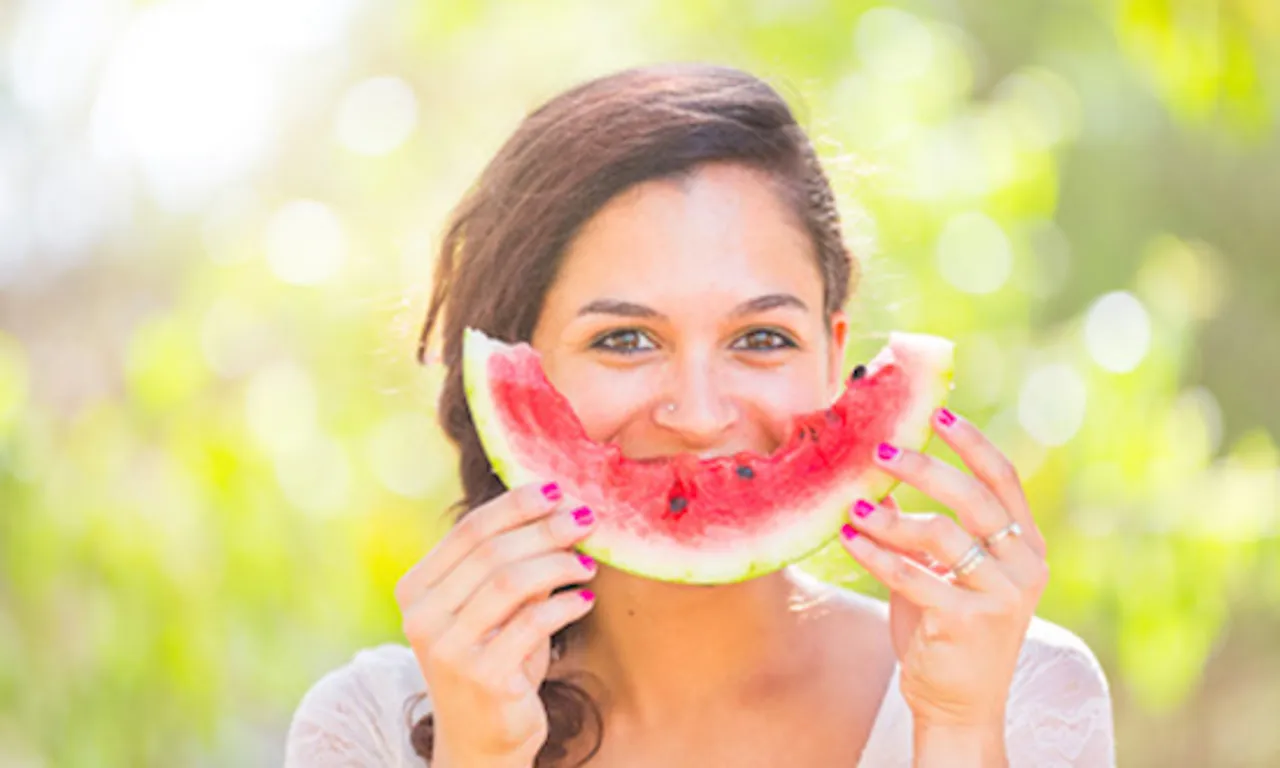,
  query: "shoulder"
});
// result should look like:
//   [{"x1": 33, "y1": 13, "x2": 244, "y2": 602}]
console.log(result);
[
  {"x1": 1005, "y1": 617, "x2": 1116, "y2": 767},
  {"x1": 293, "y1": 643, "x2": 427, "y2": 714},
  {"x1": 1011, "y1": 616, "x2": 1111, "y2": 700},
  {"x1": 285, "y1": 644, "x2": 432, "y2": 767}
]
